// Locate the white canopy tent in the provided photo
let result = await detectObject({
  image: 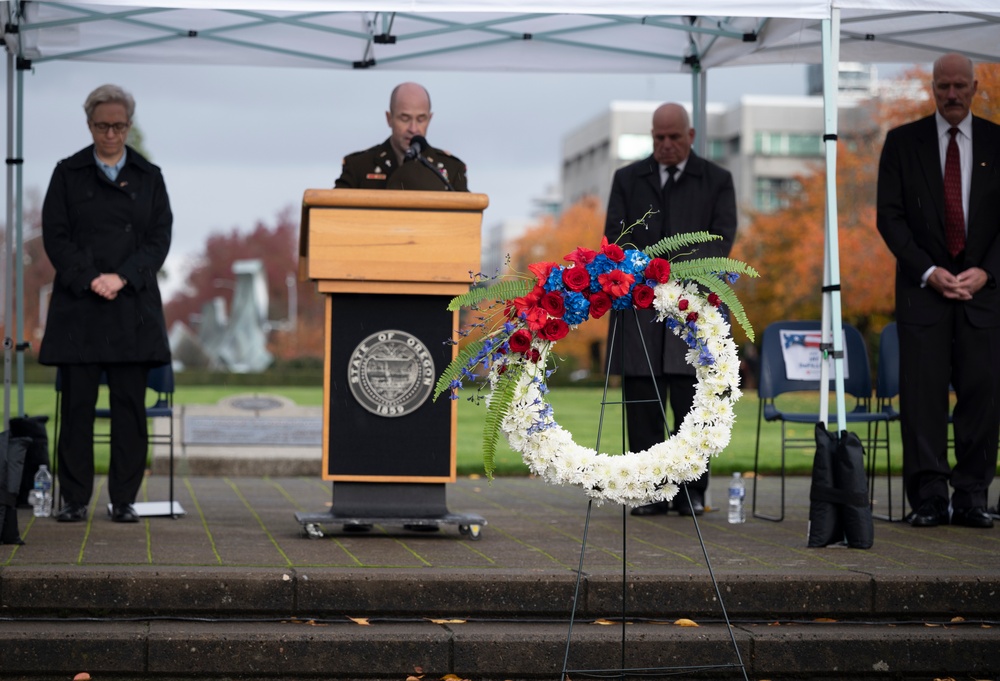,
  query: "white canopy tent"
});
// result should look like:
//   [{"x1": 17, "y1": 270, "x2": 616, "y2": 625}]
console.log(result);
[{"x1": 3, "y1": 1, "x2": 1000, "y2": 428}]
